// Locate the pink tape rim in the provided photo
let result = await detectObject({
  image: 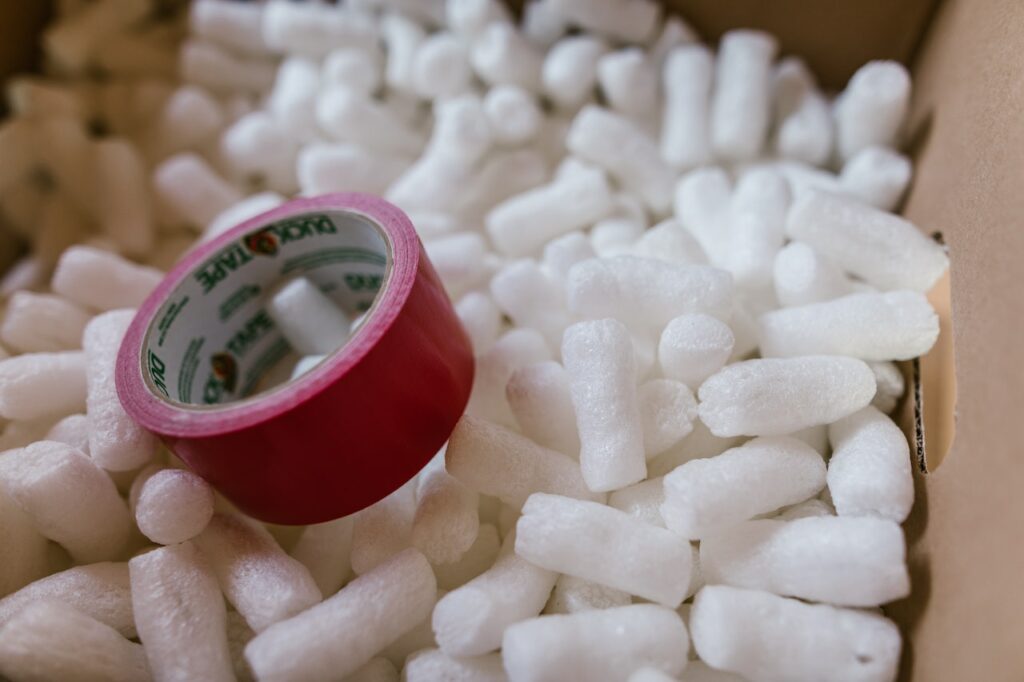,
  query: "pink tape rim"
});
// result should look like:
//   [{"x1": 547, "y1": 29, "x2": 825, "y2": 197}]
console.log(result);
[{"x1": 116, "y1": 192, "x2": 419, "y2": 439}]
